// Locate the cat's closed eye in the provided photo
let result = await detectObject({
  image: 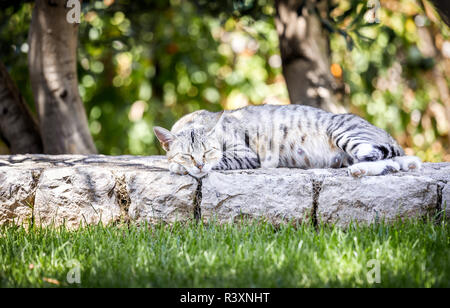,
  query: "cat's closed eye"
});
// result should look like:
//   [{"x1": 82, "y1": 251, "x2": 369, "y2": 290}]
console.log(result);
[
  {"x1": 181, "y1": 154, "x2": 194, "y2": 160},
  {"x1": 170, "y1": 153, "x2": 194, "y2": 165}
]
